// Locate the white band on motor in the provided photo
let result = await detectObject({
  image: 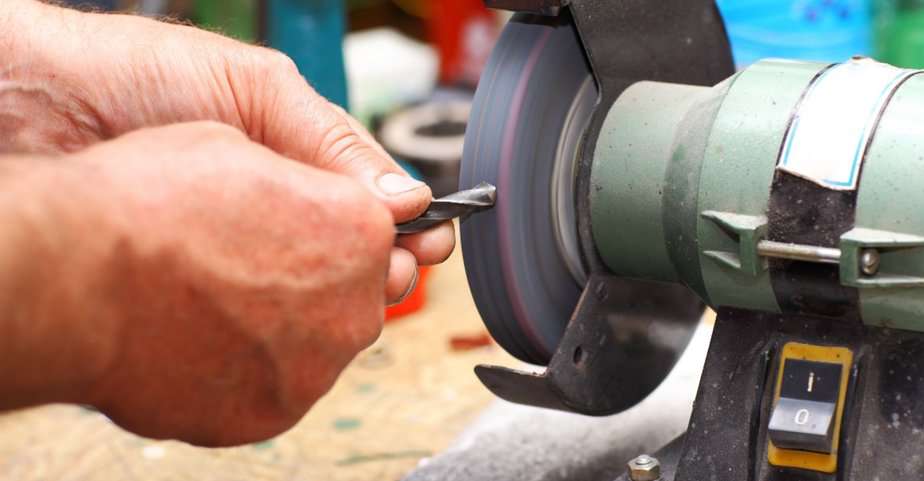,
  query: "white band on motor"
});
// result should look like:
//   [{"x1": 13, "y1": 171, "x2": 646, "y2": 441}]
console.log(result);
[{"x1": 777, "y1": 57, "x2": 923, "y2": 191}]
